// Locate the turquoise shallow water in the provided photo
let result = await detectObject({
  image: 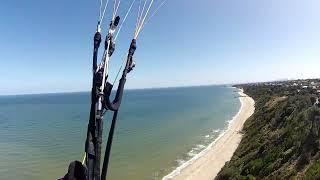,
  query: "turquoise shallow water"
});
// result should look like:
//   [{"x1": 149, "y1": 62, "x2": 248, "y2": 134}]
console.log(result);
[{"x1": 0, "y1": 86, "x2": 240, "y2": 180}]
